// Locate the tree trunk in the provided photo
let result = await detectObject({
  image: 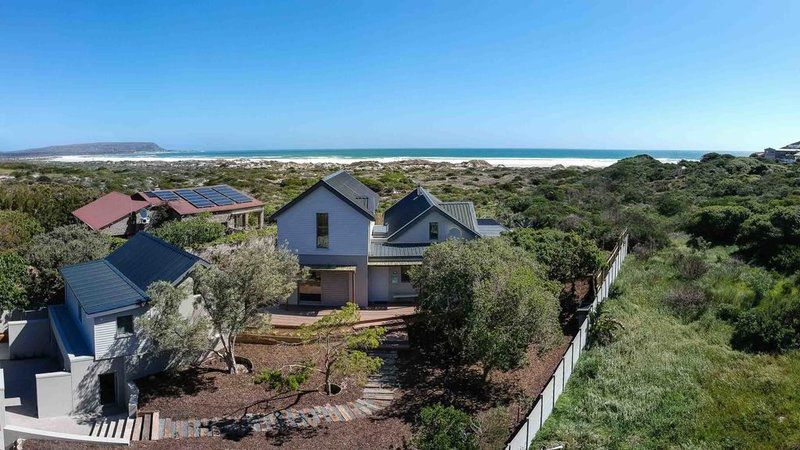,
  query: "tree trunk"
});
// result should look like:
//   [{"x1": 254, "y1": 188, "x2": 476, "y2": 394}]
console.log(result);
[
  {"x1": 225, "y1": 335, "x2": 237, "y2": 374},
  {"x1": 324, "y1": 364, "x2": 333, "y2": 395},
  {"x1": 482, "y1": 365, "x2": 492, "y2": 383}
]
